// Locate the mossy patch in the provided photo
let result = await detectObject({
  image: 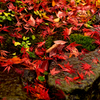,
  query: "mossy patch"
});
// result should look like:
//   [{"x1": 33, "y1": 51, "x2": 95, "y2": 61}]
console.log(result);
[{"x1": 69, "y1": 34, "x2": 97, "y2": 51}]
